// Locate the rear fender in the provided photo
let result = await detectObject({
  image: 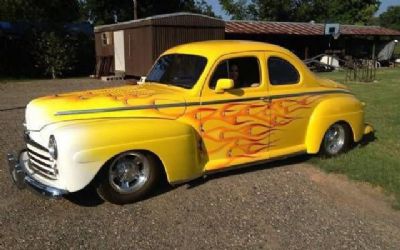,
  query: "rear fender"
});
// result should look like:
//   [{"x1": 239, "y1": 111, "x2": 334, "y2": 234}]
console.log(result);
[{"x1": 305, "y1": 95, "x2": 364, "y2": 154}]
